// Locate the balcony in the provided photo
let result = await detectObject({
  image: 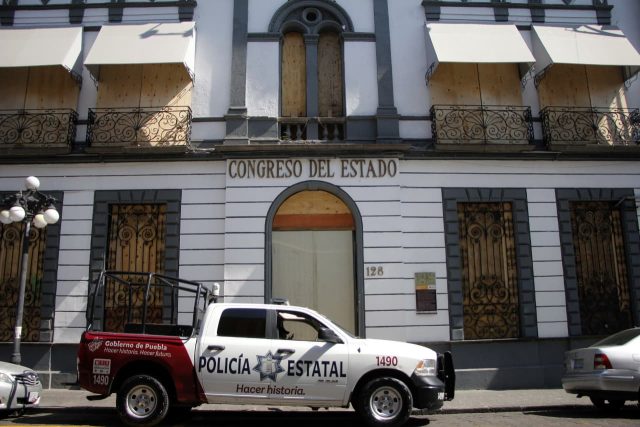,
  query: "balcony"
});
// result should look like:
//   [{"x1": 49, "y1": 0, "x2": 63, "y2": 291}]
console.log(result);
[
  {"x1": 0, "y1": 109, "x2": 78, "y2": 154},
  {"x1": 279, "y1": 117, "x2": 345, "y2": 142},
  {"x1": 431, "y1": 105, "x2": 533, "y2": 149},
  {"x1": 86, "y1": 107, "x2": 192, "y2": 152},
  {"x1": 540, "y1": 107, "x2": 640, "y2": 149}
]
